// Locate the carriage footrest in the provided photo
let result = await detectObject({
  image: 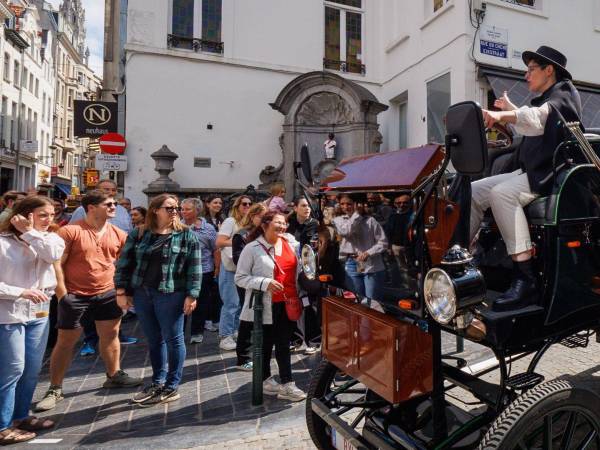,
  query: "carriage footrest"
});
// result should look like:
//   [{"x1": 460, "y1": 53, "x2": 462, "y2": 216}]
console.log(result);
[
  {"x1": 560, "y1": 333, "x2": 590, "y2": 348},
  {"x1": 506, "y1": 372, "x2": 544, "y2": 391}
]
